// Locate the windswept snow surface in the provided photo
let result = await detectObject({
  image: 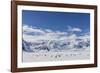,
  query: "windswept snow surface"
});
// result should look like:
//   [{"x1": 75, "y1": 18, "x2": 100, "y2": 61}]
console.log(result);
[{"x1": 22, "y1": 25, "x2": 90, "y2": 62}]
